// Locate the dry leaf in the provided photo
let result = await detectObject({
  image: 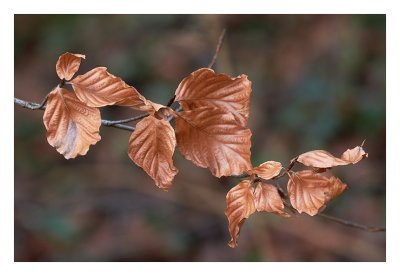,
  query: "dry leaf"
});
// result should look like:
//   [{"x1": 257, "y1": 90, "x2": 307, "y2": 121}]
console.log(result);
[
  {"x1": 70, "y1": 67, "x2": 152, "y2": 111},
  {"x1": 225, "y1": 180, "x2": 256, "y2": 248},
  {"x1": 128, "y1": 116, "x2": 178, "y2": 190},
  {"x1": 297, "y1": 150, "x2": 348, "y2": 168},
  {"x1": 43, "y1": 87, "x2": 101, "y2": 159},
  {"x1": 297, "y1": 146, "x2": 368, "y2": 168},
  {"x1": 146, "y1": 99, "x2": 166, "y2": 114},
  {"x1": 248, "y1": 161, "x2": 282, "y2": 180},
  {"x1": 174, "y1": 107, "x2": 252, "y2": 177},
  {"x1": 174, "y1": 68, "x2": 252, "y2": 126},
  {"x1": 56, "y1": 52, "x2": 85, "y2": 81},
  {"x1": 327, "y1": 176, "x2": 348, "y2": 199},
  {"x1": 254, "y1": 183, "x2": 290, "y2": 217},
  {"x1": 341, "y1": 146, "x2": 368, "y2": 164},
  {"x1": 287, "y1": 170, "x2": 347, "y2": 216}
]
